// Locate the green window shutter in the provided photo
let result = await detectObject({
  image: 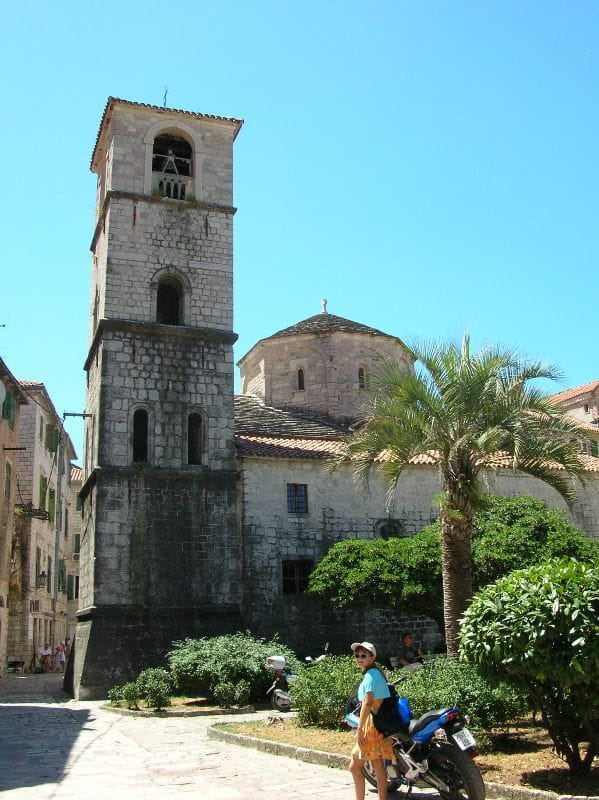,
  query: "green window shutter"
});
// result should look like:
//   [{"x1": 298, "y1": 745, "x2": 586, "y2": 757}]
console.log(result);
[
  {"x1": 2, "y1": 390, "x2": 15, "y2": 430},
  {"x1": 39, "y1": 416, "x2": 44, "y2": 442},
  {"x1": 64, "y1": 507, "x2": 69, "y2": 537},
  {"x1": 591, "y1": 440, "x2": 599, "y2": 458},
  {"x1": 73, "y1": 534, "x2": 80, "y2": 555},
  {"x1": 76, "y1": 494, "x2": 82, "y2": 511},
  {"x1": 46, "y1": 424, "x2": 58, "y2": 453},
  {"x1": 48, "y1": 489, "x2": 56, "y2": 523},
  {"x1": 58, "y1": 559, "x2": 66, "y2": 593},
  {"x1": 35, "y1": 547, "x2": 41, "y2": 585},
  {"x1": 67, "y1": 574, "x2": 74, "y2": 601},
  {"x1": 39, "y1": 476, "x2": 48, "y2": 510},
  {"x1": 47, "y1": 556, "x2": 52, "y2": 592}
]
